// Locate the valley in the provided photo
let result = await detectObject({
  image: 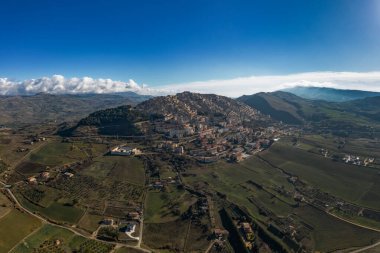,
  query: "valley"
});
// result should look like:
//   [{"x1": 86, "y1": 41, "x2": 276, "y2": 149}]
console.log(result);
[{"x1": 0, "y1": 90, "x2": 380, "y2": 253}]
